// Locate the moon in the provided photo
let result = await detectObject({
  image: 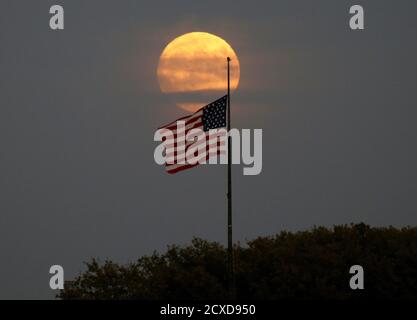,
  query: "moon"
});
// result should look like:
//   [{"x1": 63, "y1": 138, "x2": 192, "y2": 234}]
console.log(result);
[{"x1": 157, "y1": 32, "x2": 240, "y2": 112}]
